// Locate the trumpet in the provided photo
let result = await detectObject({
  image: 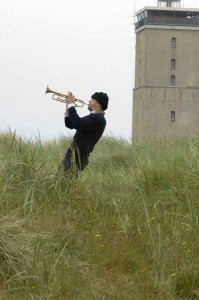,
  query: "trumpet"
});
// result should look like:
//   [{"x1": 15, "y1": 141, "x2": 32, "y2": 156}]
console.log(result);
[{"x1": 45, "y1": 85, "x2": 88, "y2": 107}]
